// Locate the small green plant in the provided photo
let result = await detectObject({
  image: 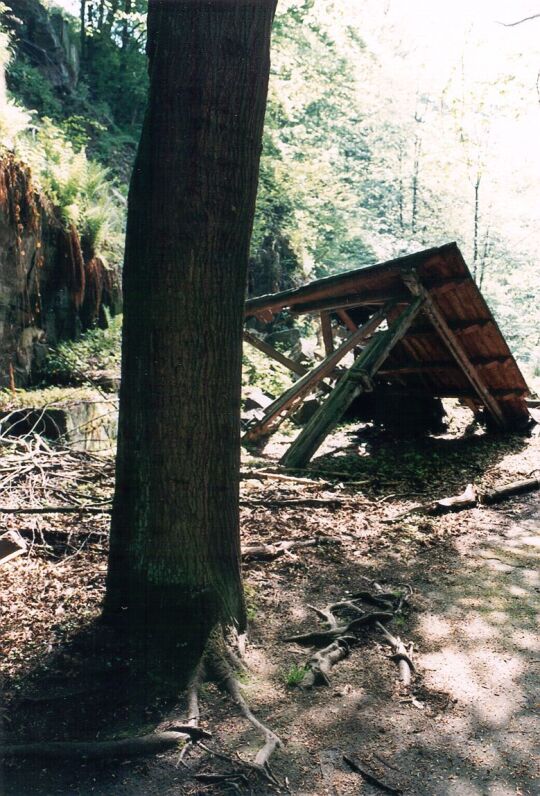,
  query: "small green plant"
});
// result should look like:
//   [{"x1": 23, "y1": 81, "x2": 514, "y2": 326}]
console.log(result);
[
  {"x1": 244, "y1": 583, "x2": 259, "y2": 623},
  {"x1": 284, "y1": 663, "x2": 308, "y2": 687}
]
